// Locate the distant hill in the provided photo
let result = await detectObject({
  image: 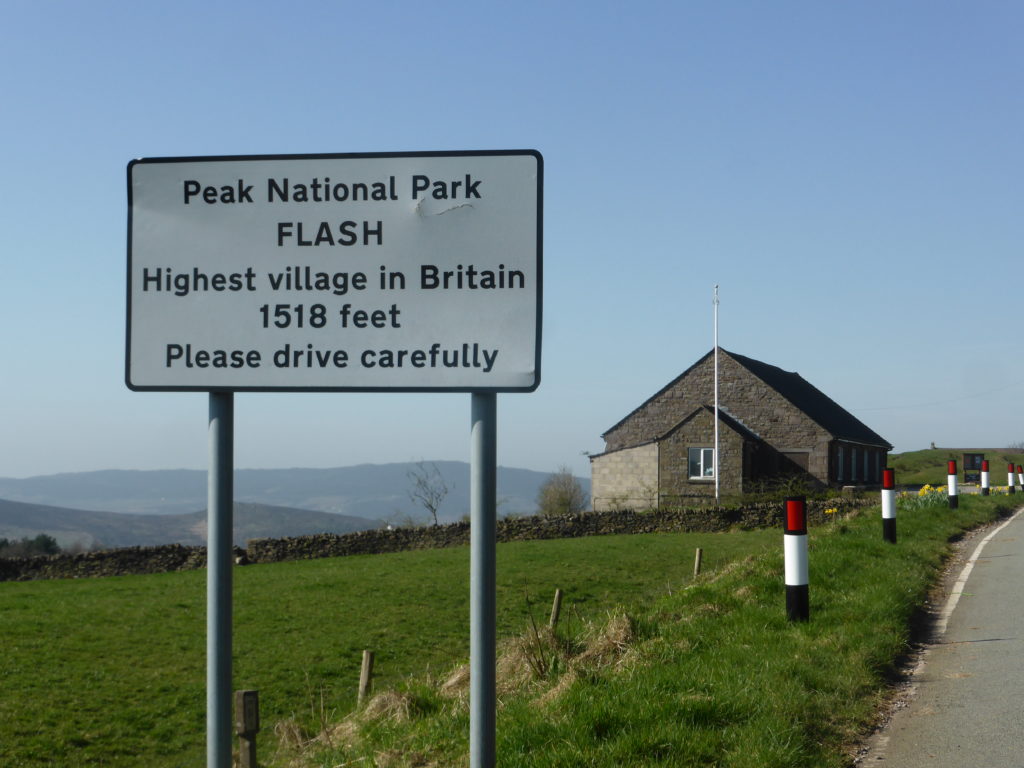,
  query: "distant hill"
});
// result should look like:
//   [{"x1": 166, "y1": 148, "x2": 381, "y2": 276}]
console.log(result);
[
  {"x1": 0, "y1": 498, "x2": 381, "y2": 549},
  {"x1": 0, "y1": 462, "x2": 590, "y2": 526}
]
